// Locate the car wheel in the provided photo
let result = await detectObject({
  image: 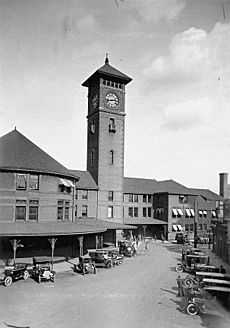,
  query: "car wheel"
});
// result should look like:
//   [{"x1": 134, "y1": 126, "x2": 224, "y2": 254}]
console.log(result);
[
  {"x1": 184, "y1": 278, "x2": 194, "y2": 288},
  {"x1": 106, "y1": 262, "x2": 112, "y2": 269},
  {"x1": 23, "y1": 270, "x2": 30, "y2": 280},
  {"x1": 4, "y1": 276, "x2": 12, "y2": 287},
  {"x1": 186, "y1": 303, "x2": 199, "y2": 316},
  {"x1": 176, "y1": 264, "x2": 183, "y2": 273}
]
